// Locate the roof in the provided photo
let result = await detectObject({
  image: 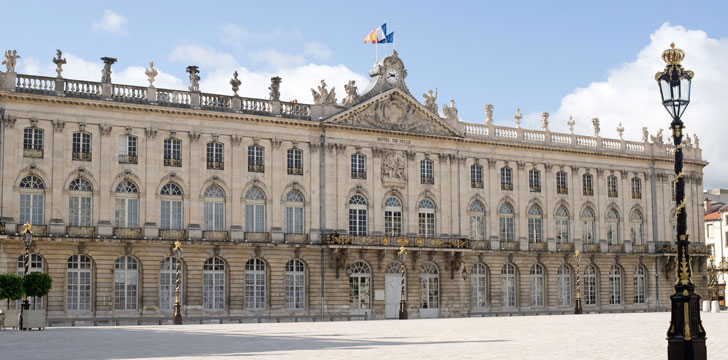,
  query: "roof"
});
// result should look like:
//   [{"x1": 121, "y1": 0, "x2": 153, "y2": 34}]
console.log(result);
[{"x1": 704, "y1": 201, "x2": 727, "y2": 220}]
